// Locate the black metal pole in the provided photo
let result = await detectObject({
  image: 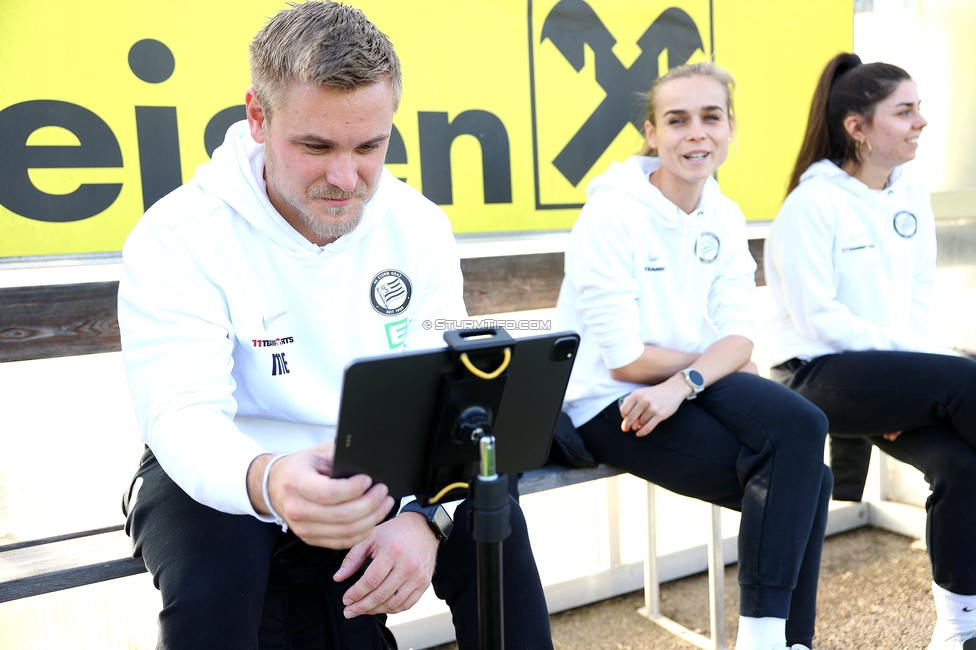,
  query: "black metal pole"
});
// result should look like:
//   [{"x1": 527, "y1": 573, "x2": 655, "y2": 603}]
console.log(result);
[
  {"x1": 470, "y1": 435, "x2": 510, "y2": 650},
  {"x1": 477, "y1": 533, "x2": 504, "y2": 650}
]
